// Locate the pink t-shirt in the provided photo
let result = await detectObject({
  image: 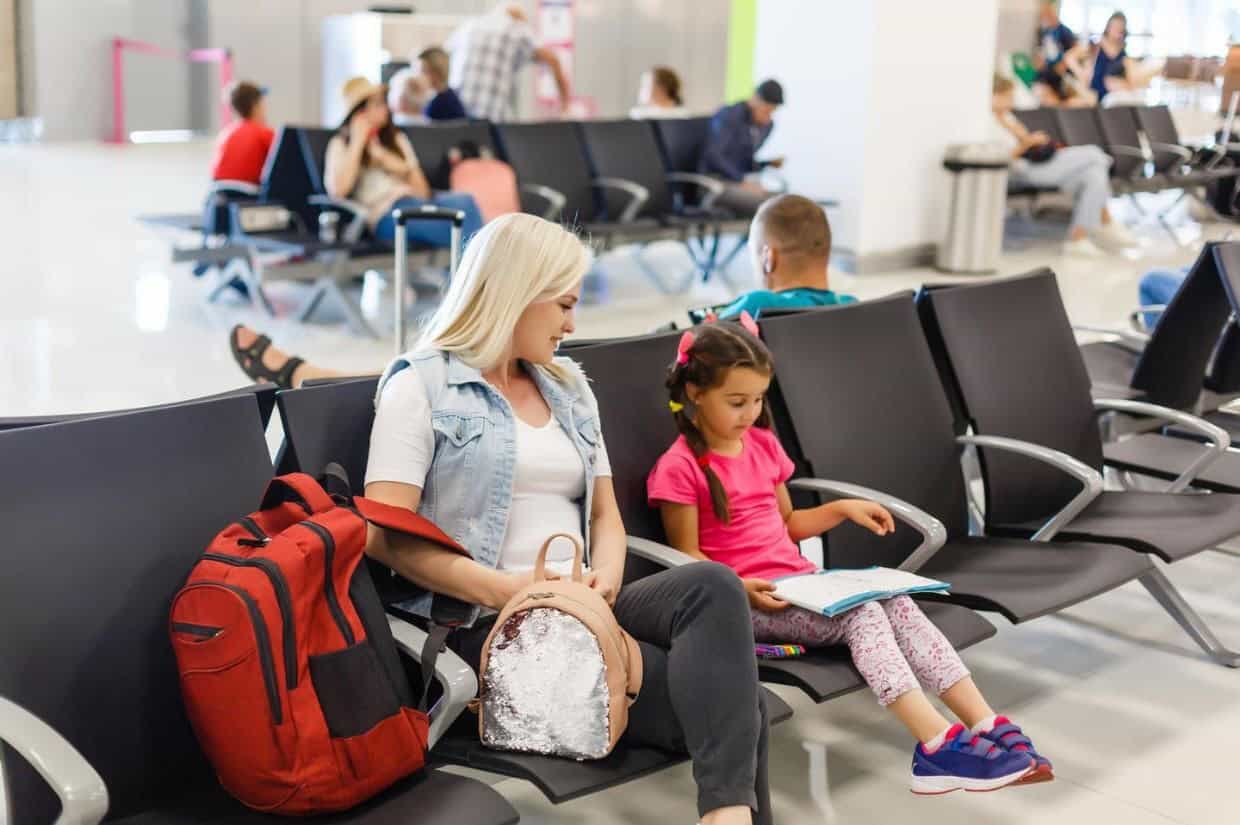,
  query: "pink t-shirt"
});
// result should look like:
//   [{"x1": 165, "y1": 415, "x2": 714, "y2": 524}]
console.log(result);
[{"x1": 647, "y1": 427, "x2": 817, "y2": 581}]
